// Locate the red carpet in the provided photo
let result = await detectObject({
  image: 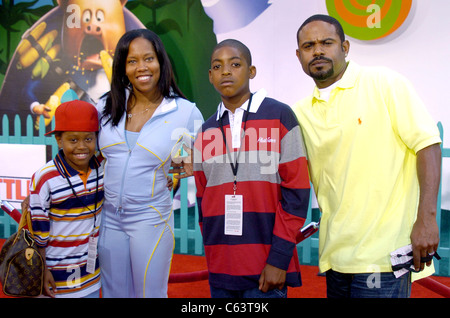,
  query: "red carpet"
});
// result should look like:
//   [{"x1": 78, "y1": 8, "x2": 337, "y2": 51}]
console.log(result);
[
  {"x1": 168, "y1": 254, "x2": 450, "y2": 298},
  {"x1": 167, "y1": 254, "x2": 329, "y2": 298},
  {"x1": 1, "y1": 238, "x2": 449, "y2": 298}
]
